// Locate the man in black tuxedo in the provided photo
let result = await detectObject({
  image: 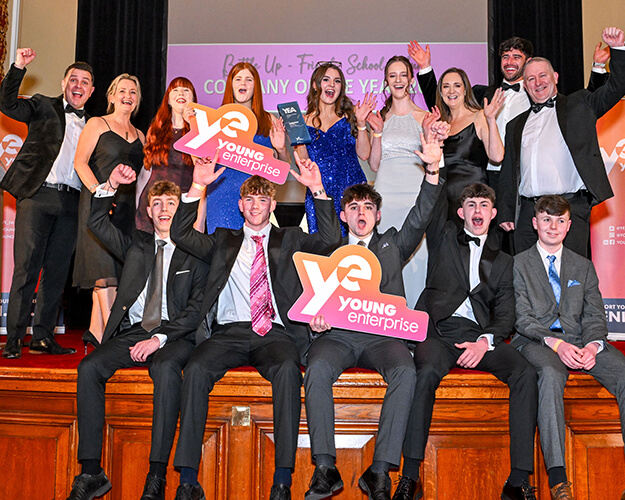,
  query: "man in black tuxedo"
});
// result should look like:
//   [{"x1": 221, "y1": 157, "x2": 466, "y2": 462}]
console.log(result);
[
  {"x1": 170, "y1": 155, "x2": 342, "y2": 500},
  {"x1": 498, "y1": 26, "x2": 625, "y2": 257},
  {"x1": 413, "y1": 37, "x2": 608, "y2": 194},
  {"x1": 66, "y1": 167, "x2": 209, "y2": 500},
  {"x1": 303, "y1": 135, "x2": 443, "y2": 500},
  {"x1": 394, "y1": 184, "x2": 538, "y2": 500},
  {"x1": 1, "y1": 48, "x2": 94, "y2": 359}
]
